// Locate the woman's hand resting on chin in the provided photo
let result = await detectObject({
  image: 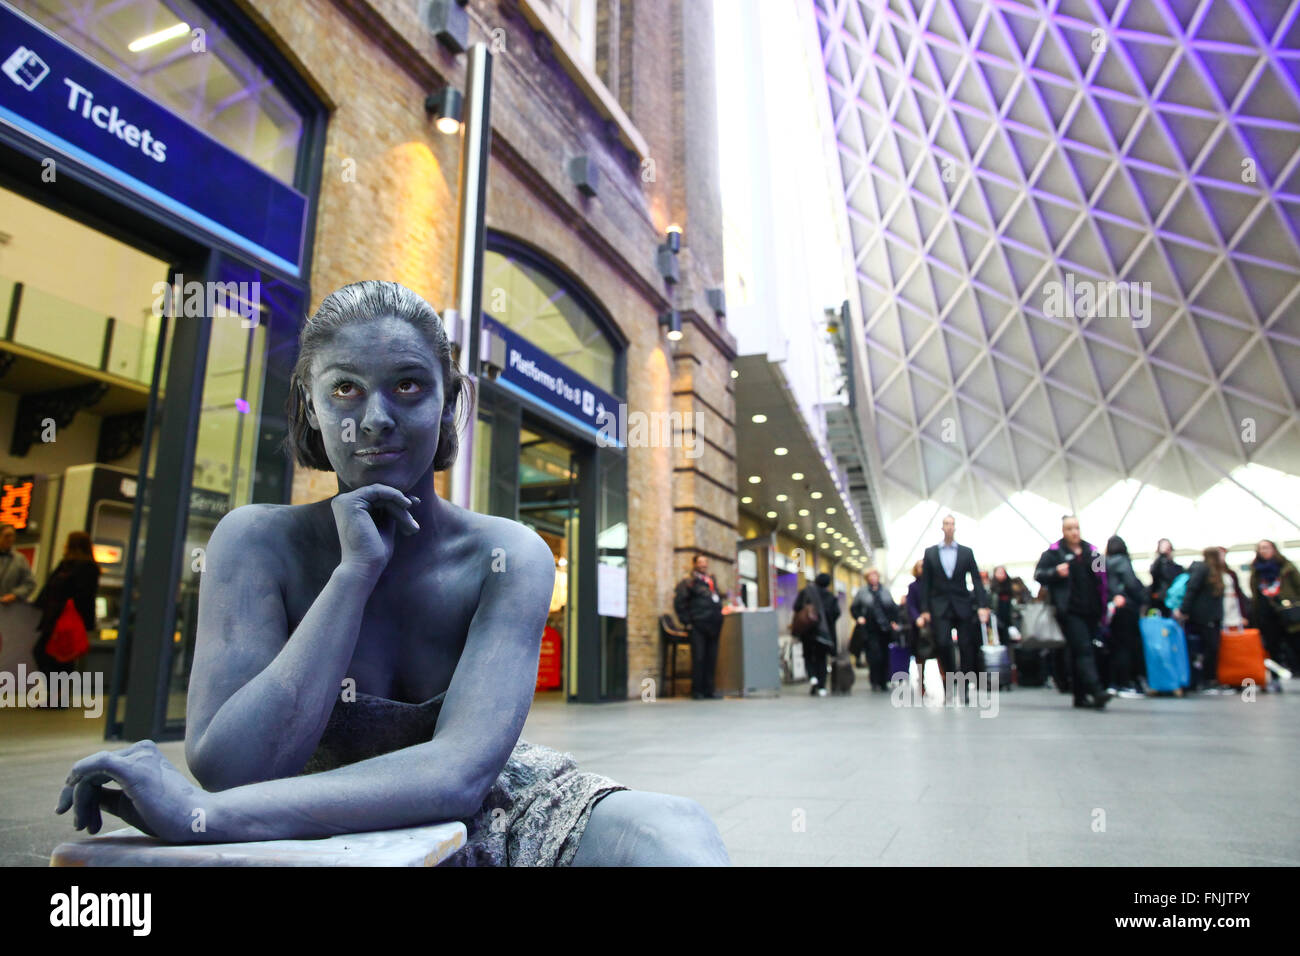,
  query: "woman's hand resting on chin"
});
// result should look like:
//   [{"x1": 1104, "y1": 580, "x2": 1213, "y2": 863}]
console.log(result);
[{"x1": 332, "y1": 484, "x2": 421, "y2": 579}]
